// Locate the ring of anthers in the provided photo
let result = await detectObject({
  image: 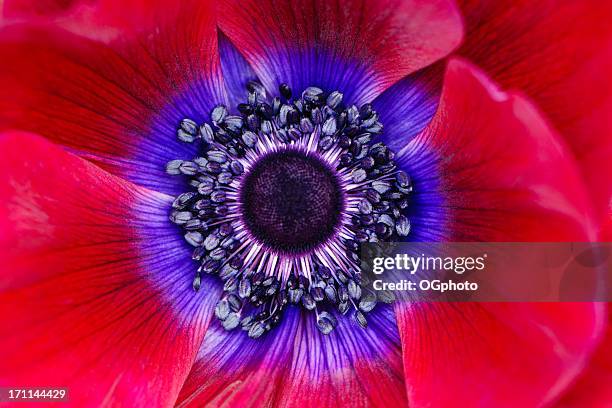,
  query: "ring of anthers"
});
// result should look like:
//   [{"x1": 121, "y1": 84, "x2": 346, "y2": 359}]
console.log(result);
[{"x1": 167, "y1": 81, "x2": 412, "y2": 338}]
